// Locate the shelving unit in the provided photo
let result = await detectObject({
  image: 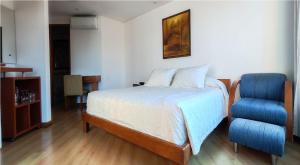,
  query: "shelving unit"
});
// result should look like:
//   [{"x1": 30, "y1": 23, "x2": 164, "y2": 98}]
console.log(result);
[{"x1": 1, "y1": 76, "x2": 41, "y2": 140}]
